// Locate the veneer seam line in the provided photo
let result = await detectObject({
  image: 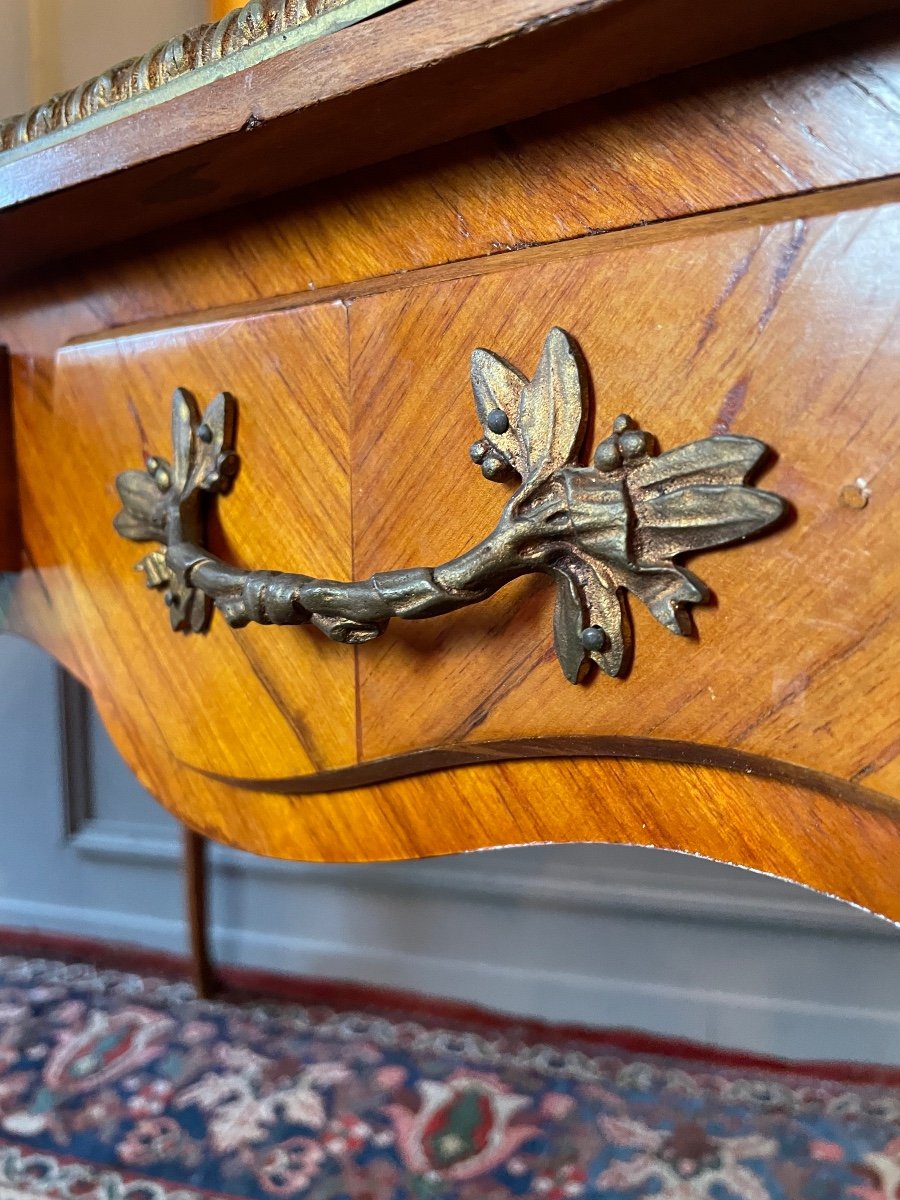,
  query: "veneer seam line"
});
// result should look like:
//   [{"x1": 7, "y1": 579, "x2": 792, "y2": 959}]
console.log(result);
[{"x1": 61, "y1": 172, "x2": 900, "y2": 350}]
